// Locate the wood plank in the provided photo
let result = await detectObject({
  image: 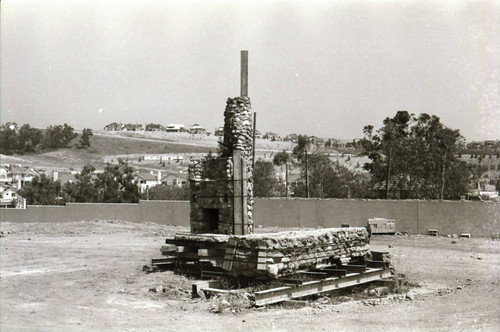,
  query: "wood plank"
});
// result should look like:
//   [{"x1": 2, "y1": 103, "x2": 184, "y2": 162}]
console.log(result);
[
  {"x1": 254, "y1": 268, "x2": 393, "y2": 306},
  {"x1": 222, "y1": 239, "x2": 237, "y2": 271},
  {"x1": 191, "y1": 280, "x2": 222, "y2": 298},
  {"x1": 344, "y1": 264, "x2": 366, "y2": 273},
  {"x1": 240, "y1": 50, "x2": 248, "y2": 97},
  {"x1": 240, "y1": 156, "x2": 248, "y2": 235},
  {"x1": 233, "y1": 150, "x2": 243, "y2": 235}
]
